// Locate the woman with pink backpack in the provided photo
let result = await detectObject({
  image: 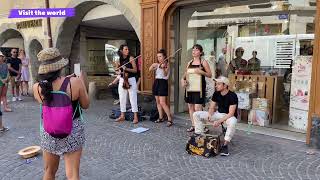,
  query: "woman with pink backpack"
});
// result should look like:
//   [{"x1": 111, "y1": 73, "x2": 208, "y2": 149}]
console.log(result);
[{"x1": 33, "y1": 48, "x2": 89, "y2": 180}]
